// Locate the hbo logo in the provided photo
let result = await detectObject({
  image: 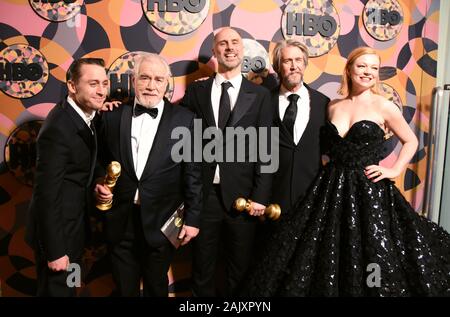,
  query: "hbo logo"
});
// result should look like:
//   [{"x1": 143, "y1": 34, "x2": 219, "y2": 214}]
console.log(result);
[
  {"x1": 366, "y1": 8, "x2": 401, "y2": 26},
  {"x1": 286, "y1": 12, "x2": 337, "y2": 37},
  {"x1": 0, "y1": 63, "x2": 43, "y2": 81},
  {"x1": 242, "y1": 56, "x2": 266, "y2": 73},
  {"x1": 109, "y1": 73, "x2": 134, "y2": 99},
  {"x1": 147, "y1": 0, "x2": 206, "y2": 13}
]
